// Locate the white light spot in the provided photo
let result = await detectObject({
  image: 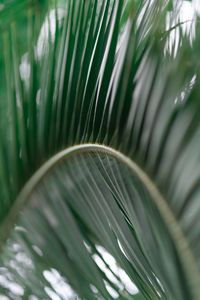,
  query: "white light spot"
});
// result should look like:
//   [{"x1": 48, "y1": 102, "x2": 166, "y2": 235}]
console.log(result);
[
  {"x1": 36, "y1": 9, "x2": 65, "y2": 59},
  {"x1": 19, "y1": 53, "x2": 30, "y2": 85}
]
